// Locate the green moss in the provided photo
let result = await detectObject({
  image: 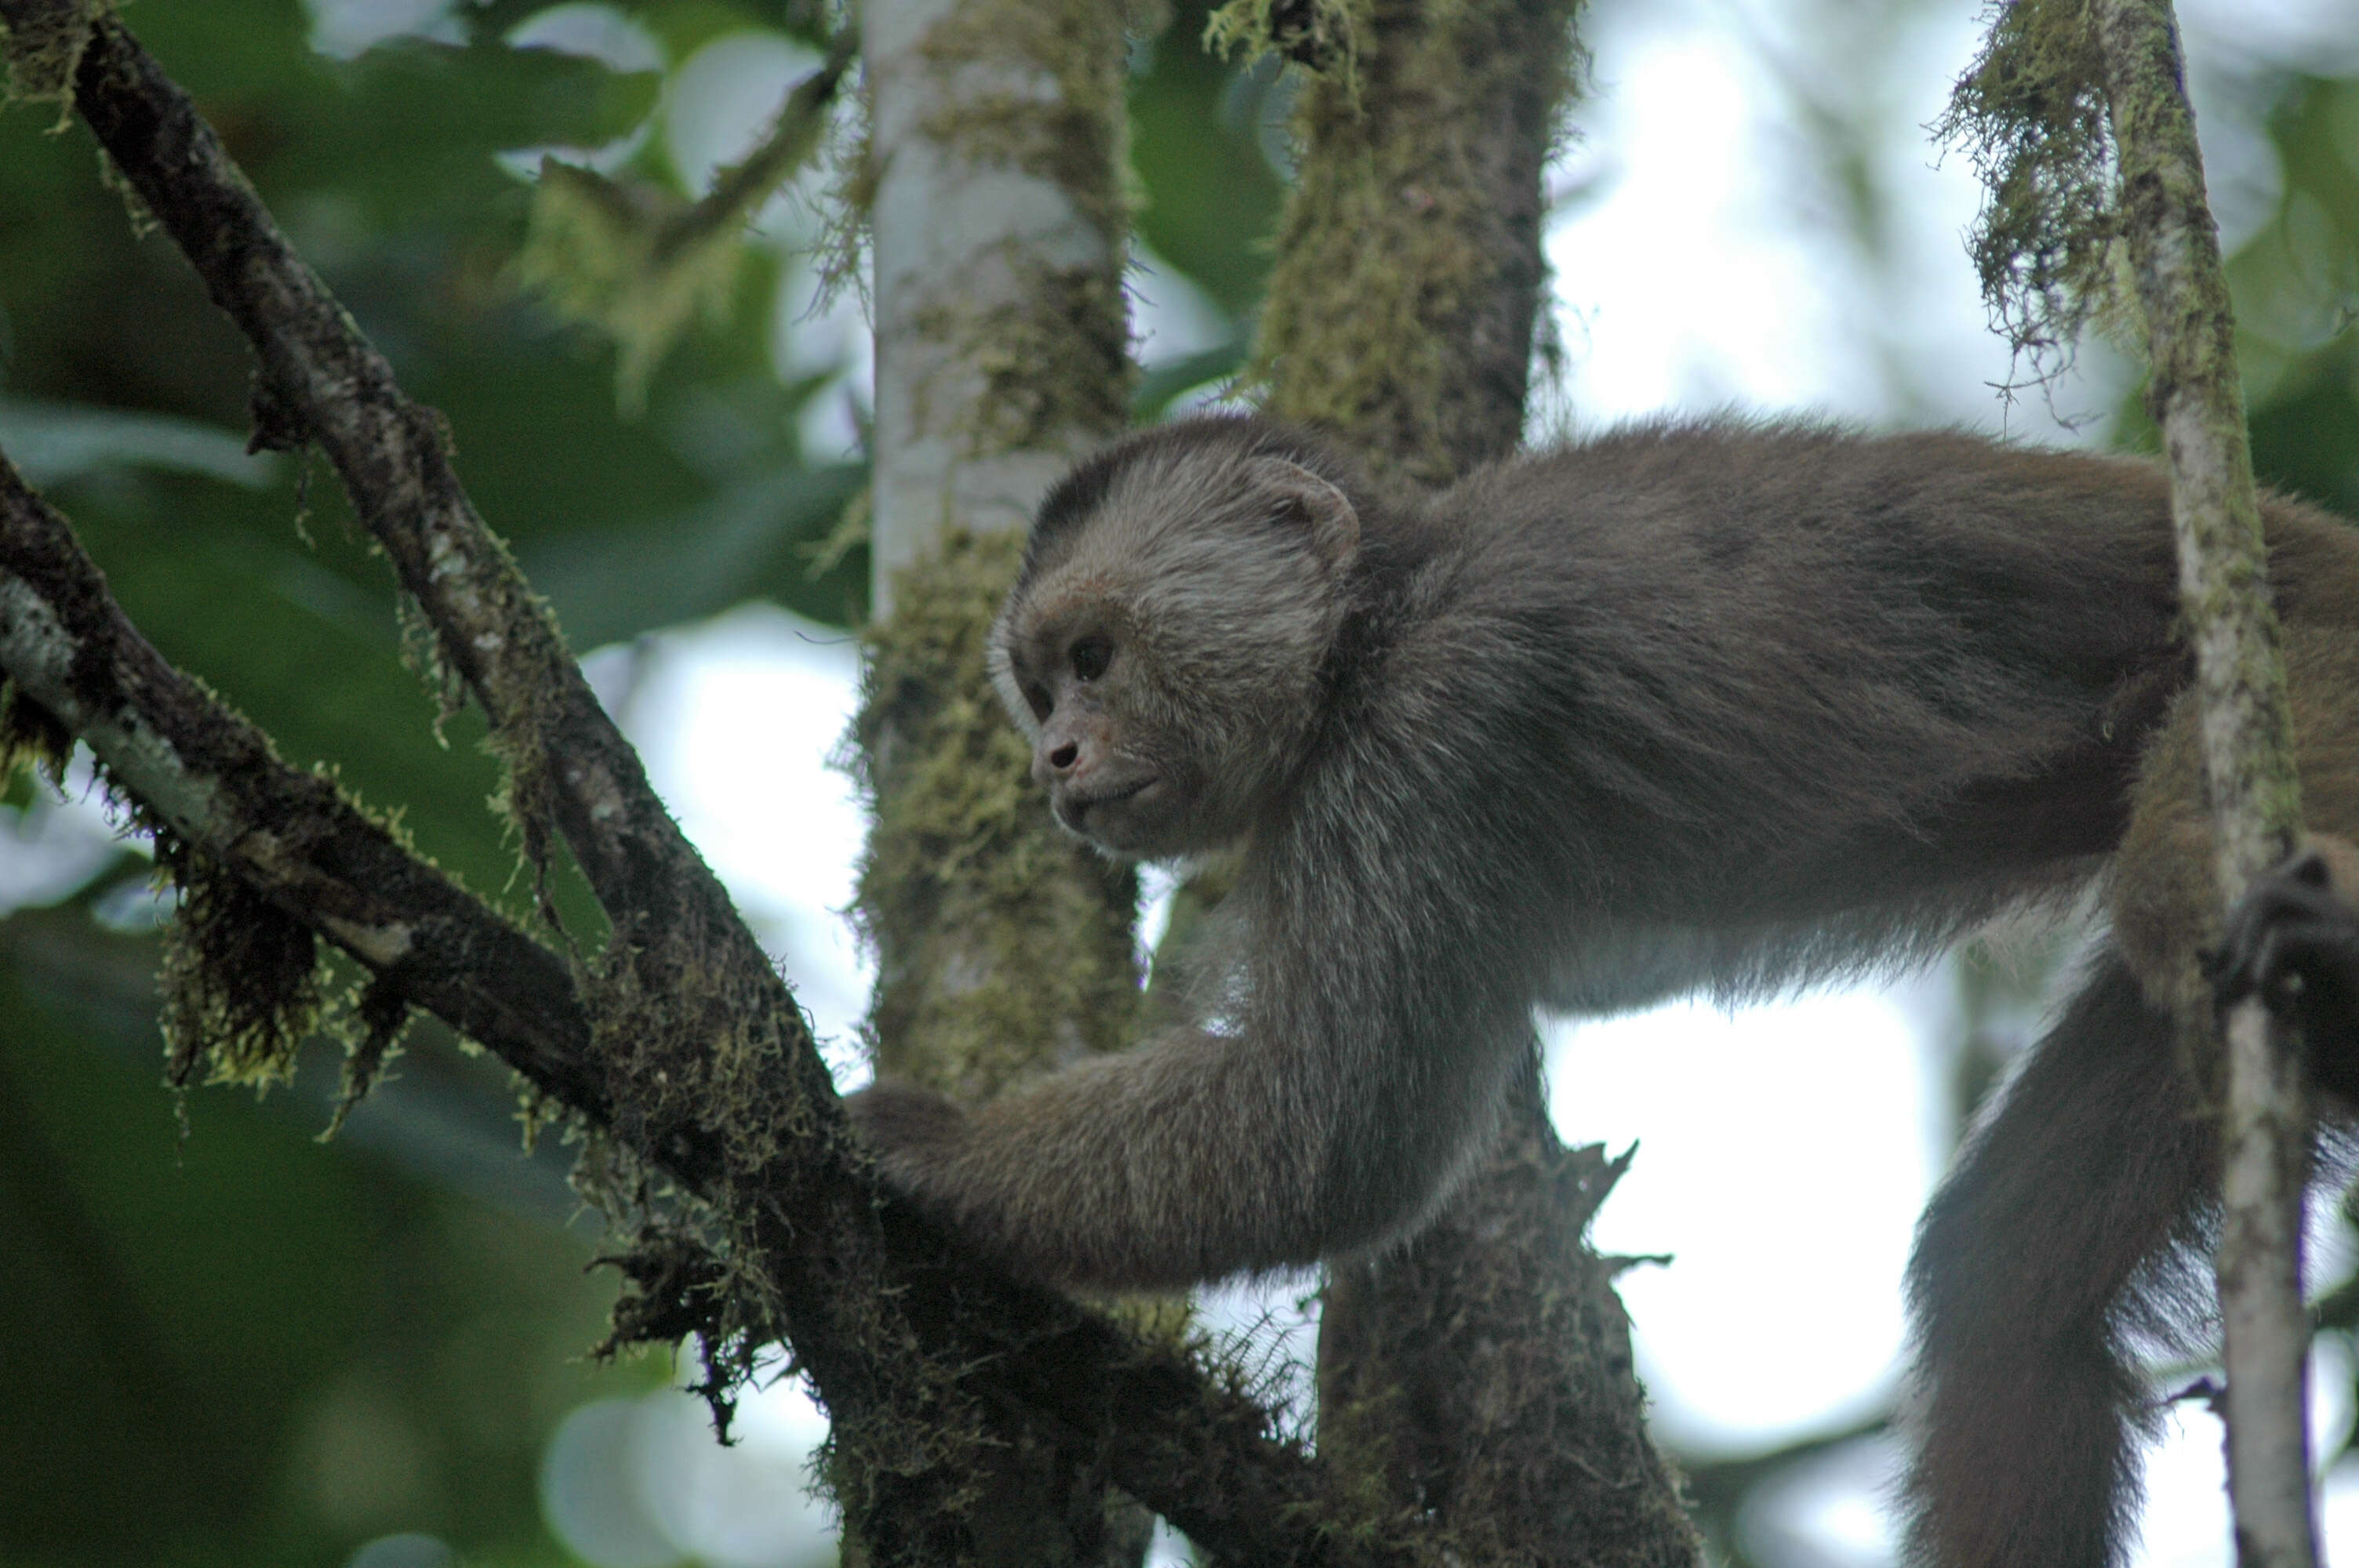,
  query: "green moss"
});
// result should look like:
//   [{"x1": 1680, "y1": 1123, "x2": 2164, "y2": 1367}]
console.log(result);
[
  {"x1": 917, "y1": 0, "x2": 1132, "y2": 248},
  {"x1": 1248, "y1": 0, "x2": 1583, "y2": 486},
  {"x1": 0, "y1": 0, "x2": 102, "y2": 124},
  {"x1": 1205, "y1": 0, "x2": 1369, "y2": 75},
  {"x1": 885, "y1": 0, "x2": 1136, "y2": 452},
  {"x1": 1933, "y1": 0, "x2": 2137, "y2": 381},
  {"x1": 849, "y1": 528, "x2": 1141, "y2": 1098},
  {"x1": 907, "y1": 263, "x2": 1132, "y2": 461},
  {"x1": 156, "y1": 837, "x2": 325, "y2": 1093}
]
